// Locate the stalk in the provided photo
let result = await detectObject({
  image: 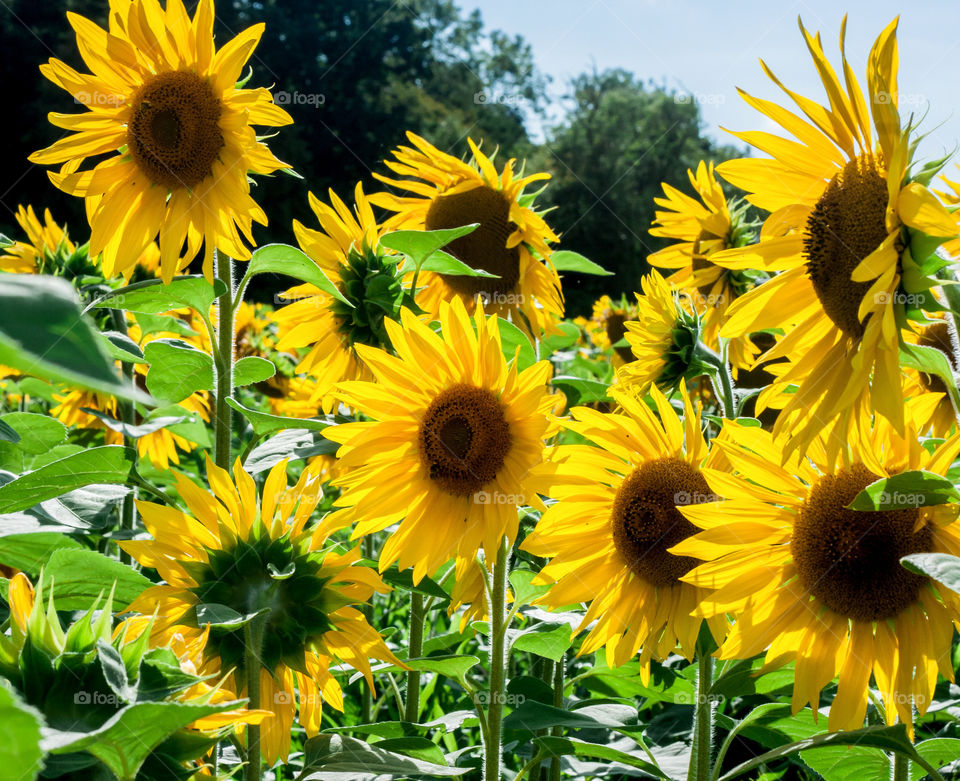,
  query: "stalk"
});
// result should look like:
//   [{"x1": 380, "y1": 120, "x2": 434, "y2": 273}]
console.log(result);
[
  {"x1": 484, "y1": 539, "x2": 509, "y2": 781},
  {"x1": 687, "y1": 652, "x2": 715, "y2": 781},
  {"x1": 549, "y1": 654, "x2": 564, "y2": 781},
  {"x1": 243, "y1": 617, "x2": 265, "y2": 781},
  {"x1": 404, "y1": 591, "x2": 425, "y2": 723},
  {"x1": 213, "y1": 250, "x2": 236, "y2": 471}
]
